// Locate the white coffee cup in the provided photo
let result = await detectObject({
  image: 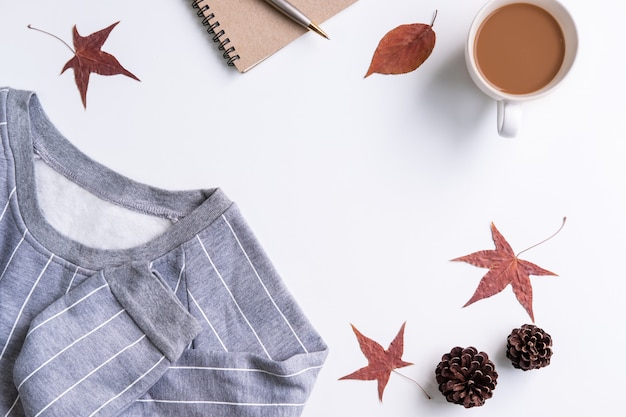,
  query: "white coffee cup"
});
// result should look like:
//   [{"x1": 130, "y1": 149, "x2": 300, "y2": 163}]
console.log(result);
[{"x1": 465, "y1": 0, "x2": 578, "y2": 137}]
